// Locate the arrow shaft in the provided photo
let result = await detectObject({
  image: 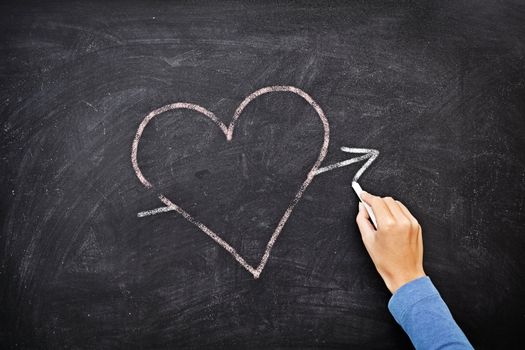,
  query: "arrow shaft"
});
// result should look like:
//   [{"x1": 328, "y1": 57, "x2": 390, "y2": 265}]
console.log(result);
[
  {"x1": 137, "y1": 205, "x2": 176, "y2": 217},
  {"x1": 137, "y1": 147, "x2": 379, "y2": 218},
  {"x1": 314, "y1": 153, "x2": 370, "y2": 175}
]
